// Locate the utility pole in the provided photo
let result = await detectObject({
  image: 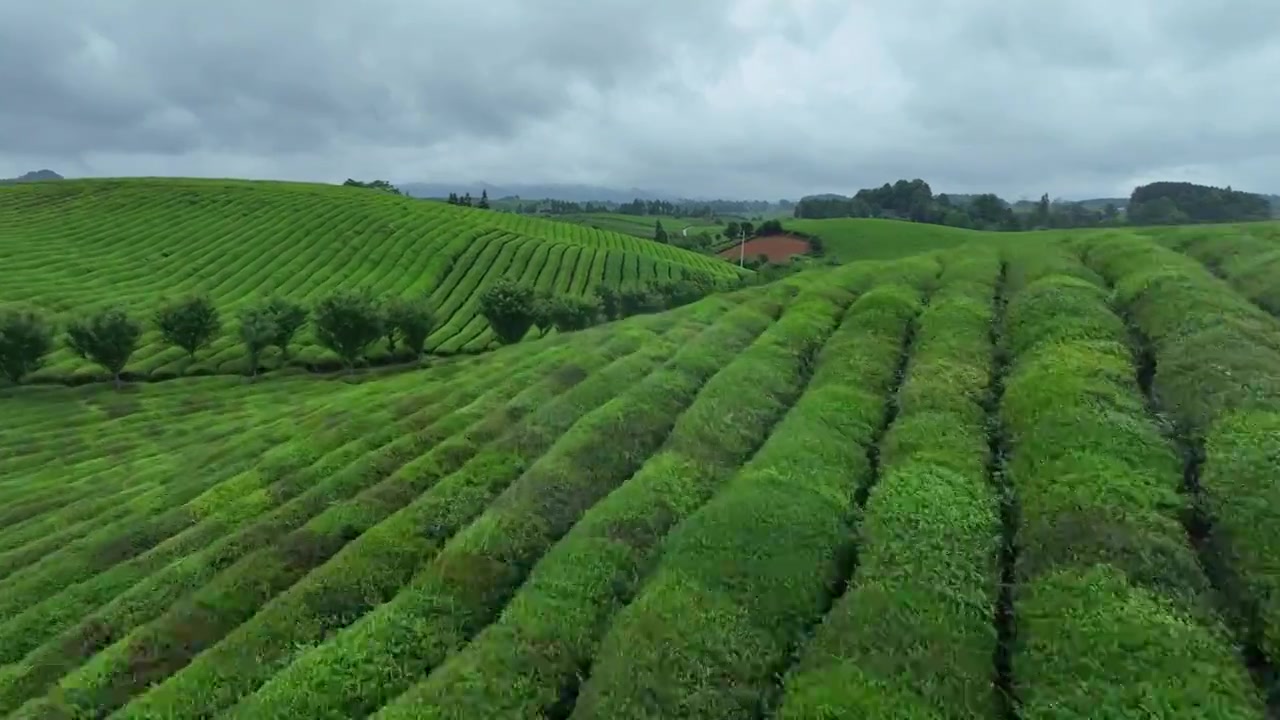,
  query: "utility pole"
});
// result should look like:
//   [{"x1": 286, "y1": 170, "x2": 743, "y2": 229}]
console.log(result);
[{"x1": 738, "y1": 225, "x2": 747, "y2": 268}]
